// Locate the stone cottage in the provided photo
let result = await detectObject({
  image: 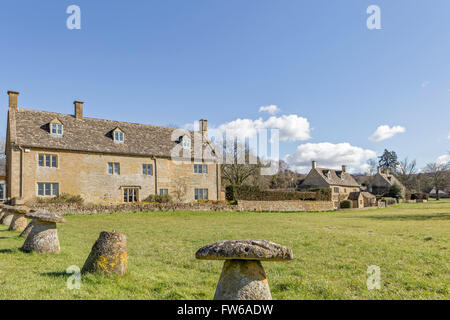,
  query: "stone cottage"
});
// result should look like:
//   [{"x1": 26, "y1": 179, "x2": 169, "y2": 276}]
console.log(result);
[
  {"x1": 368, "y1": 167, "x2": 405, "y2": 198},
  {"x1": 298, "y1": 161, "x2": 362, "y2": 208},
  {"x1": 4, "y1": 91, "x2": 221, "y2": 204}
]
